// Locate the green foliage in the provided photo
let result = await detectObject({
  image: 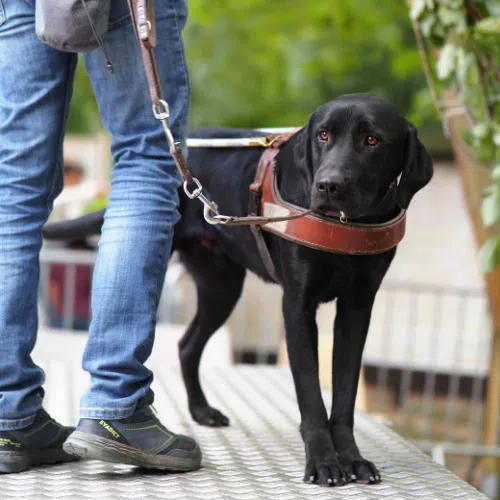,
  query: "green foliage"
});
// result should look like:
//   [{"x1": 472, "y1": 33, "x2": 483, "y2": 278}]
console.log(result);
[
  {"x1": 66, "y1": 56, "x2": 100, "y2": 135},
  {"x1": 184, "y1": 0, "x2": 431, "y2": 129},
  {"x1": 67, "y1": 3, "x2": 438, "y2": 134},
  {"x1": 411, "y1": 0, "x2": 500, "y2": 272},
  {"x1": 479, "y1": 234, "x2": 500, "y2": 273}
]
